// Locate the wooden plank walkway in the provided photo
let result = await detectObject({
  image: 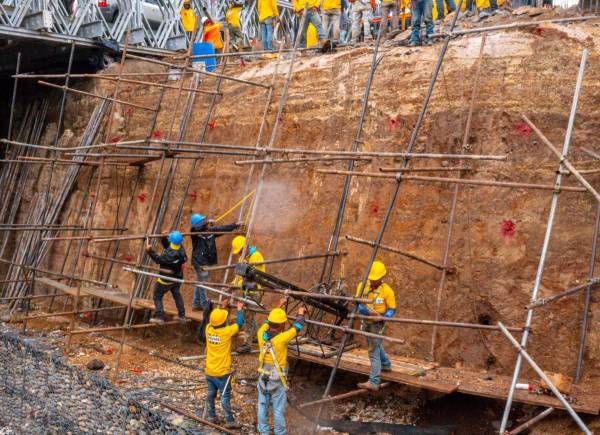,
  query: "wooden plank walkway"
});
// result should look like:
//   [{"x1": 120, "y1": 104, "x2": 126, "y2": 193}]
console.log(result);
[{"x1": 36, "y1": 277, "x2": 600, "y2": 415}]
